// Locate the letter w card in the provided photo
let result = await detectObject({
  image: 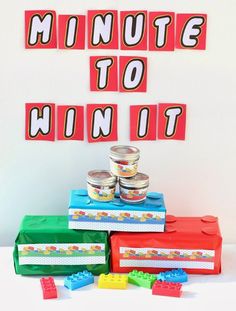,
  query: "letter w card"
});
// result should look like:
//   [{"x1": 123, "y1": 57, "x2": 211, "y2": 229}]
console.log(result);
[
  {"x1": 158, "y1": 104, "x2": 186, "y2": 140},
  {"x1": 25, "y1": 10, "x2": 57, "y2": 49}
]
